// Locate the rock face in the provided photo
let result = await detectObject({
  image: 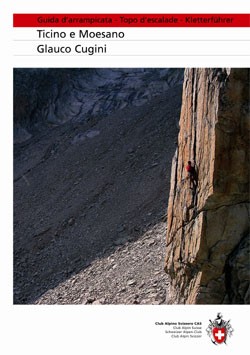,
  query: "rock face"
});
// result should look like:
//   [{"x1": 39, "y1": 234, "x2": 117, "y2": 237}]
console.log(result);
[
  {"x1": 165, "y1": 68, "x2": 249, "y2": 304},
  {"x1": 14, "y1": 68, "x2": 183, "y2": 143}
]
